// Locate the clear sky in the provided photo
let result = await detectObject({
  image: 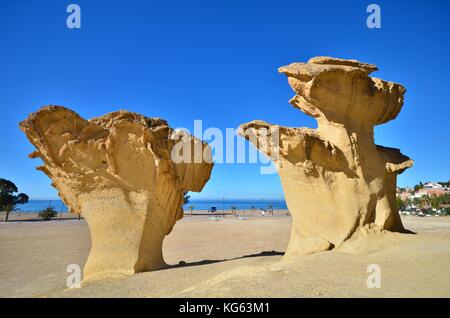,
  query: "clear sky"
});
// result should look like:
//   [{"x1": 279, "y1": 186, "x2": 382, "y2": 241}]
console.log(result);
[{"x1": 0, "y1": 0, "x2": 449, "y2": 200}]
